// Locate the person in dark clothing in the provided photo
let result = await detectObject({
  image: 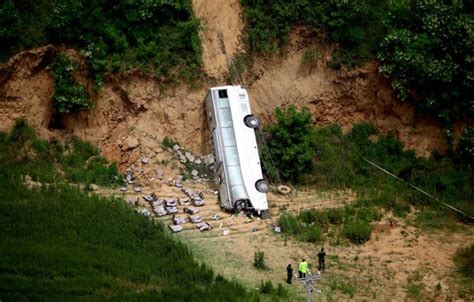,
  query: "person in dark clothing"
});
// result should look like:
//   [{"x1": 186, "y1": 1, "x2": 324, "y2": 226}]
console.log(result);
[
  {"x1": 317, "y1": 248, "x2": 326, "y2": 271},
  {"x1": 286, "y1": 264, "x2": 293, "y2": 284}
]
